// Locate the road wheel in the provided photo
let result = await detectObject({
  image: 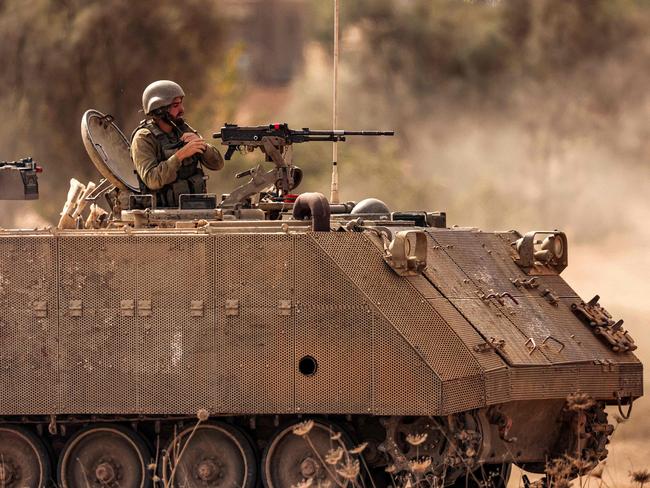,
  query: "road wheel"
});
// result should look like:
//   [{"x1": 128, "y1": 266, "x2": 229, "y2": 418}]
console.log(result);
[
  {"x1": 164, "y1": 422, "x2": 257, "y2": 488},
  {"x1": 261, "y1": 419, "x2": 356, "y2": 488},
  {"x1": 0, "y1": 425, "x2": 51, "y2": 488},
  {"x1": 57, "y1": 424, "x2": 151, "y2": 488}
]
